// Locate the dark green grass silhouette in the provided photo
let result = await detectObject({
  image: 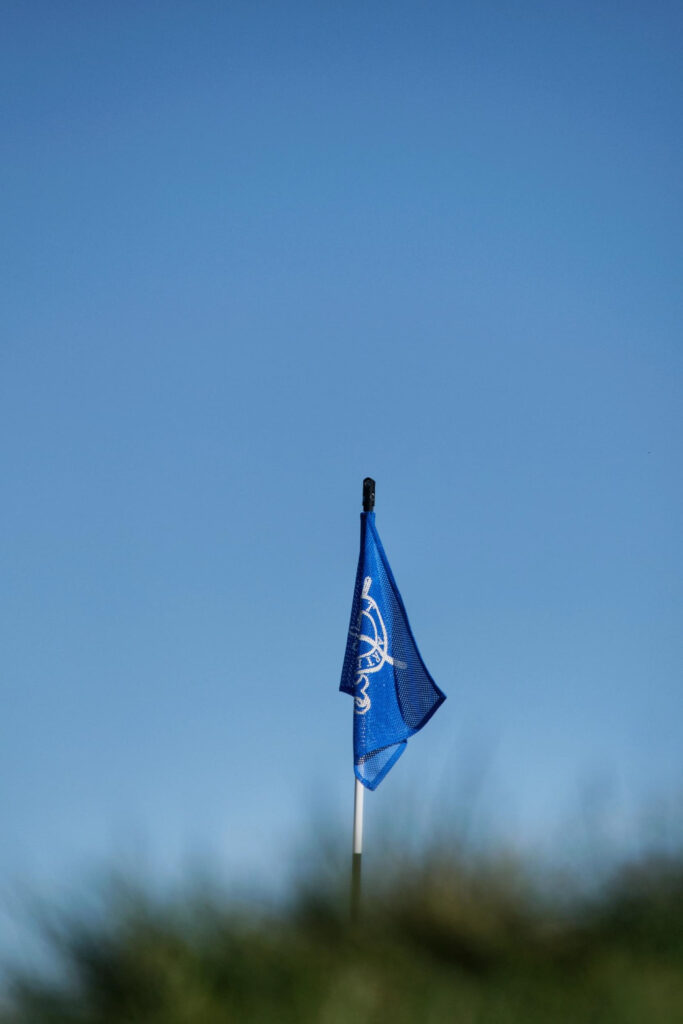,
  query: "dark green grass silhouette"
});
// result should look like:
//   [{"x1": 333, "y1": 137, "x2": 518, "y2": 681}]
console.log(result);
[{"x1": 2, "y1": 849, "x2": 682, "y2": 1023}]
